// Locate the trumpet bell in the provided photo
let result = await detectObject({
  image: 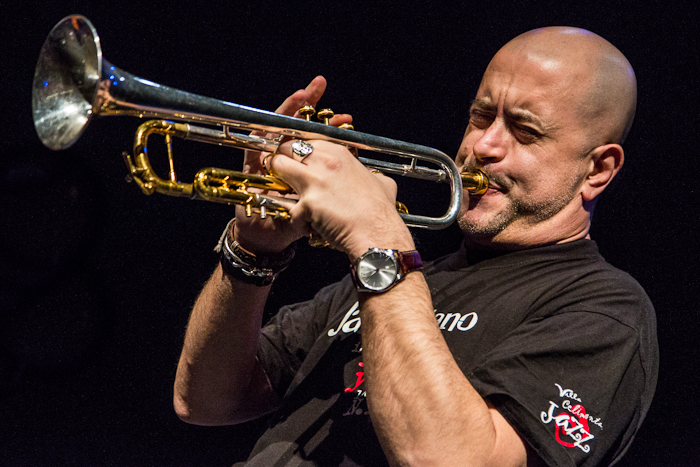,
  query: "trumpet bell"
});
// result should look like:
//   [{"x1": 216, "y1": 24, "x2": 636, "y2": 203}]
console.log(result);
[{"x1": 33, "y1": 15, "x2": 101, "y2": 151}]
